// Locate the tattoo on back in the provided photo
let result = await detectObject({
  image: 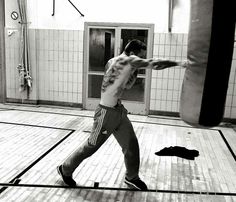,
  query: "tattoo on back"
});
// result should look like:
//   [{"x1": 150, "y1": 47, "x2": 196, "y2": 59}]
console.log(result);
[
  {"x1": 101, "y1": 57, "x2": 130, "y2": 92},
  {"x1": 101, "y1": 65, "x2": 122, "y2": 92}
]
